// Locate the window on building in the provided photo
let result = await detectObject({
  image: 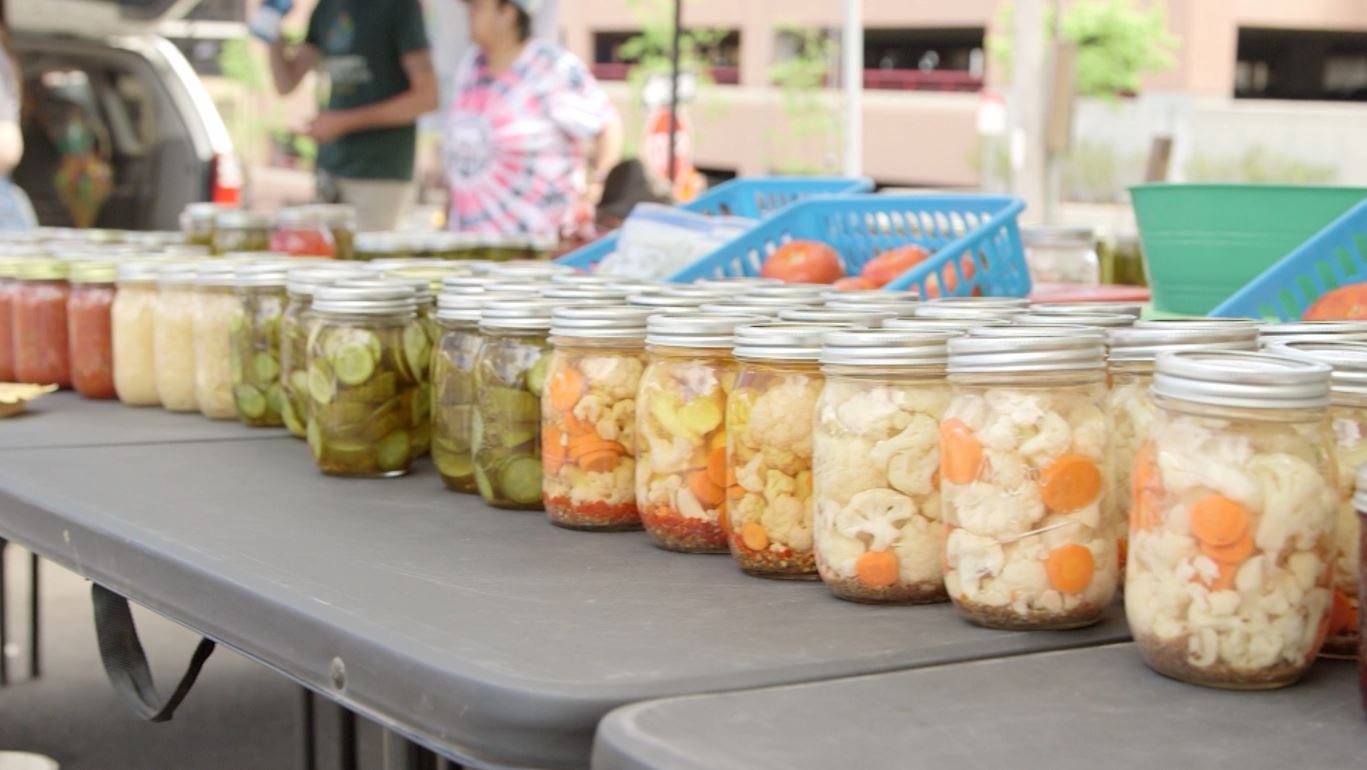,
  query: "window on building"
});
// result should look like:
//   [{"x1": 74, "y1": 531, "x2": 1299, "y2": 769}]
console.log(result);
[
  {"x1": 863, "y1": 28, "x2": 985, "y2": 92},
  {"x1": 590, "y1": 30, "x2": 742, "y2": 85},
  {"x1": 1237, "y1": 28, "x2": 1367, "y2": 101}
]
